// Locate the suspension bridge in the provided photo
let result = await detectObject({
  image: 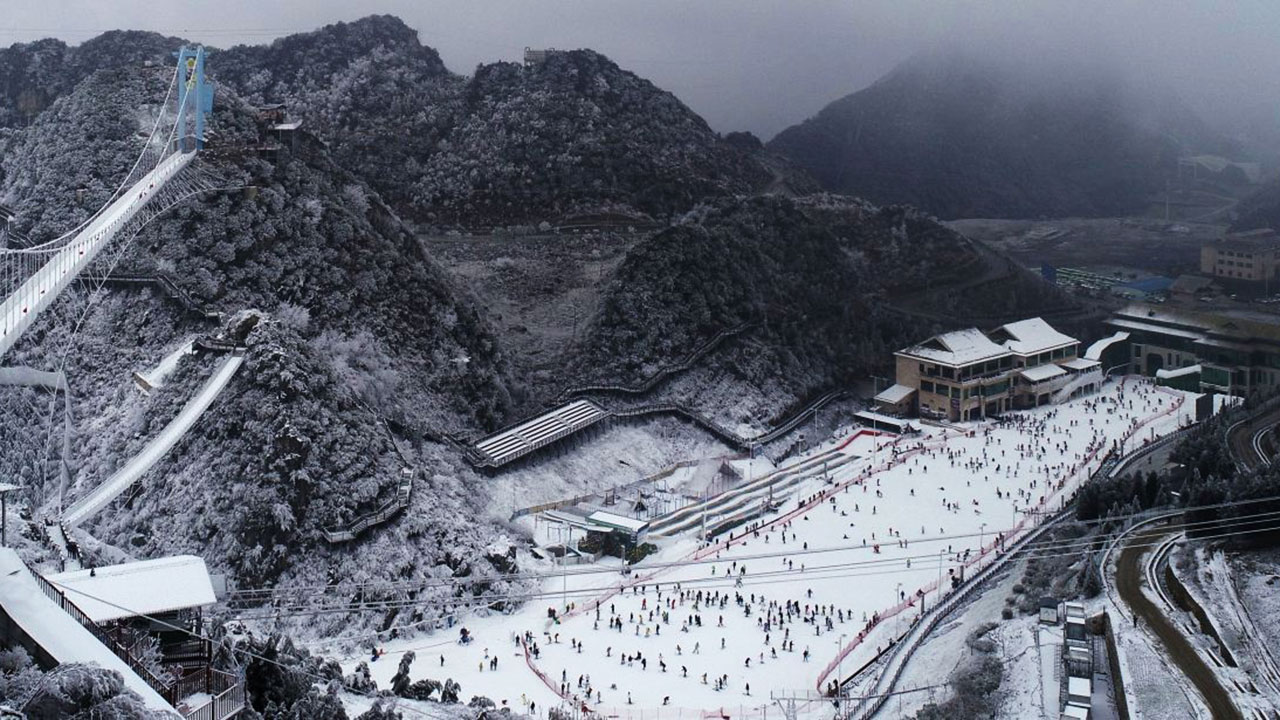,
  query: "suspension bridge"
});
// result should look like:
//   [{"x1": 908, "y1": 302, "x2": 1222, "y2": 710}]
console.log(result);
[
  {"x1": 0, "y1": 47, "x2": 238, "y2": 529},
  {"x1": 0, "y1": 46, "x2": 214, "y2": 362}
]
